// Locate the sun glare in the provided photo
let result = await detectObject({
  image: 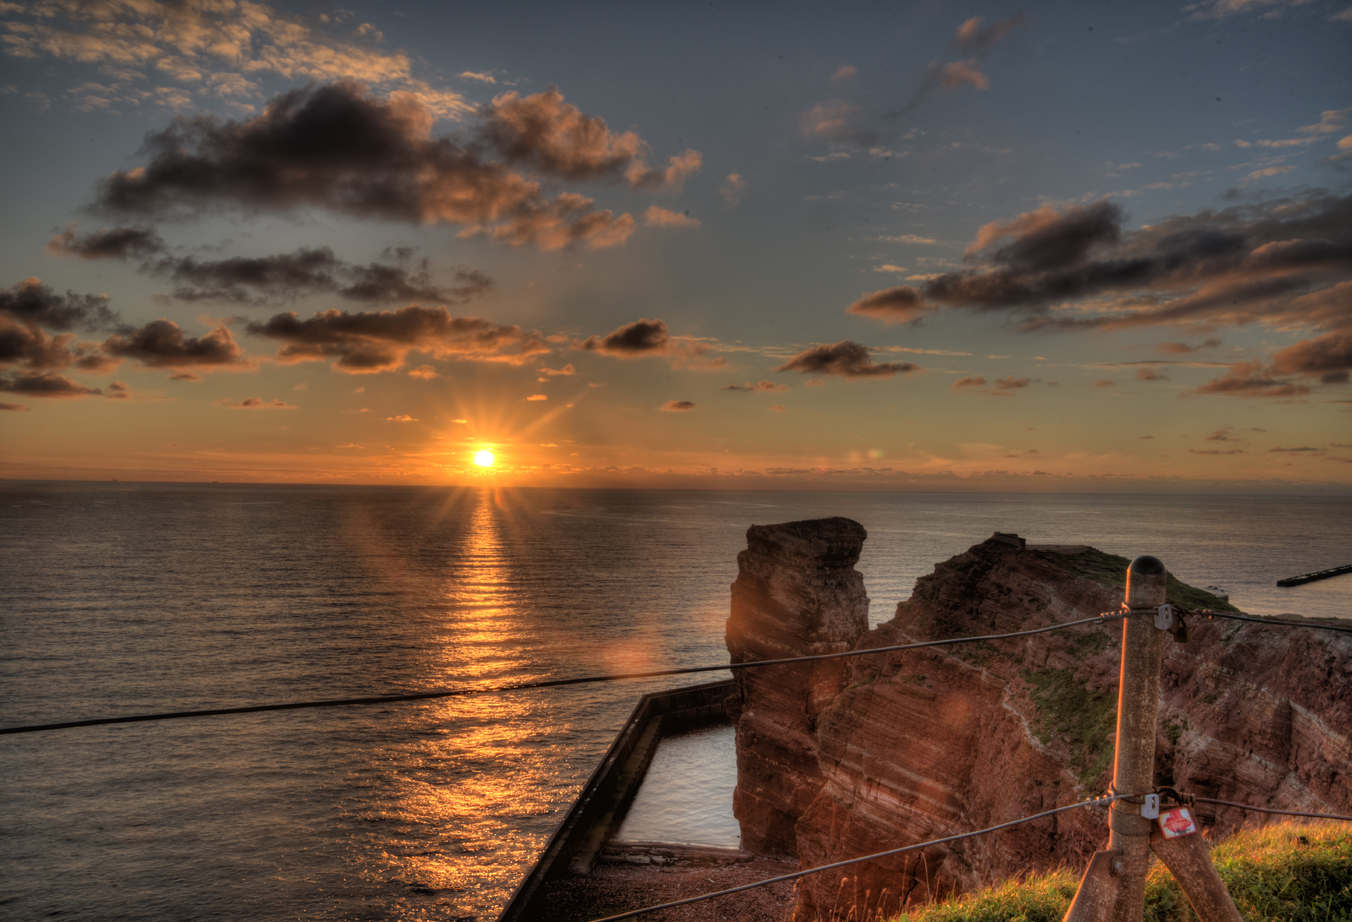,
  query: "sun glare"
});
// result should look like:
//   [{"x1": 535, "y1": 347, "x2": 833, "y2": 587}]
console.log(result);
[{"x1": 474, "y1": 450, "x2": 495, "y2": 467}]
